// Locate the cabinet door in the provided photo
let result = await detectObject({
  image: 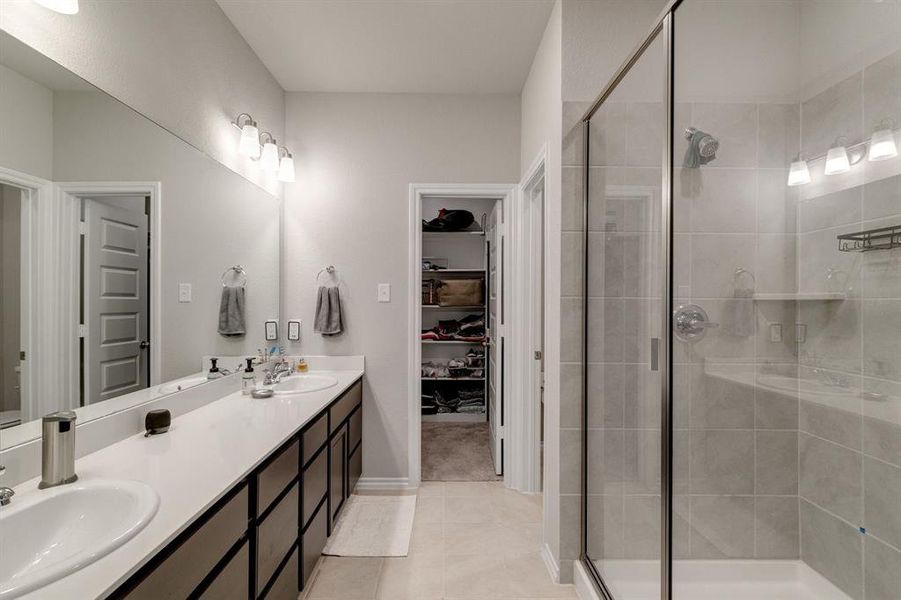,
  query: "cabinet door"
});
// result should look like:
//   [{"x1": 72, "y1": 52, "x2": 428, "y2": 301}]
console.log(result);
[
  {"x1": 329, "y1": 427, "x2": 347, "y2": 528},
  {"x1": 198, "y1": 542, "x2": 249, "y2": 600}
]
